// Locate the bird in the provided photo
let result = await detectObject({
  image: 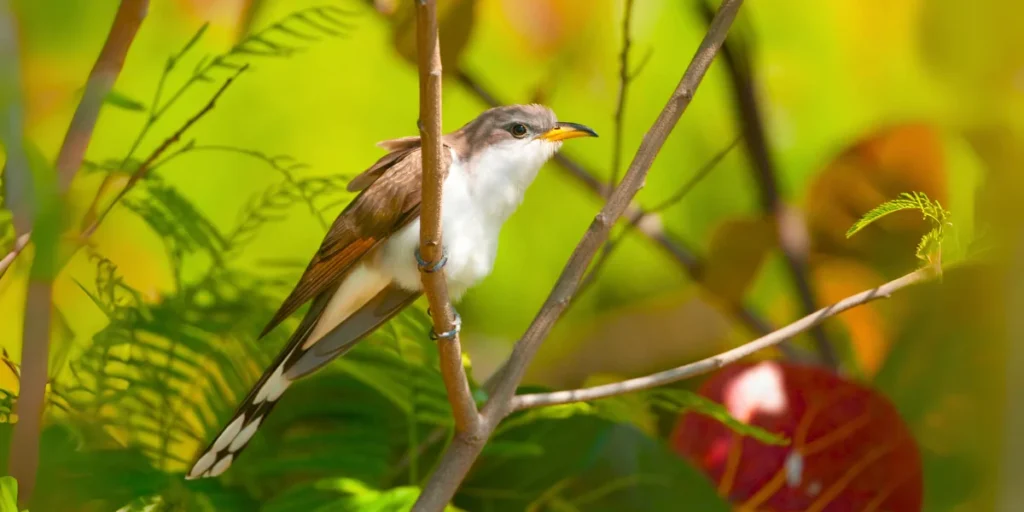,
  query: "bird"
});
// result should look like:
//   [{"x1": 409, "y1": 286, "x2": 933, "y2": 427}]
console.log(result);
[{"x1": 185, "y1": 104, "x2": 597, "y2": 479}]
